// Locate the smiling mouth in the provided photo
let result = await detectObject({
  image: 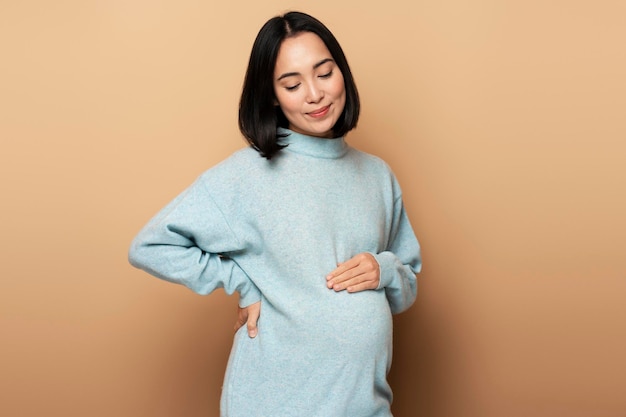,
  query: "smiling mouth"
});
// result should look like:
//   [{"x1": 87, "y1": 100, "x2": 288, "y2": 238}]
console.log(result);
[{"x1": 307, "y1": 105, "x2": 330, "y2": 118}]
